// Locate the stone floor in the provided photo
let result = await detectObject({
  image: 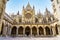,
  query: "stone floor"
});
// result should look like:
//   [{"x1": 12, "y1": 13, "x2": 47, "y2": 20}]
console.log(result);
[{"x1": 0, "y1": 36, "x2": 60, "y2": 40}]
